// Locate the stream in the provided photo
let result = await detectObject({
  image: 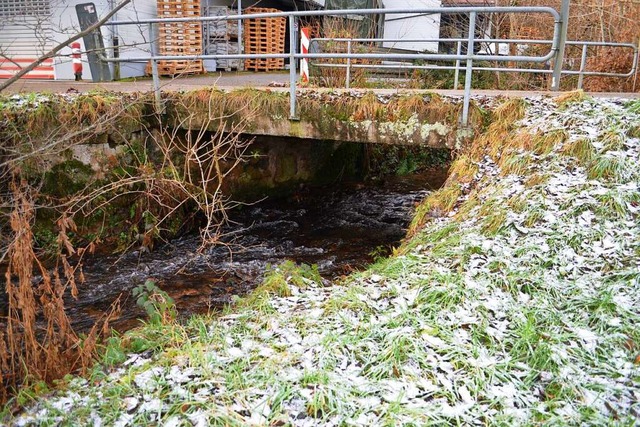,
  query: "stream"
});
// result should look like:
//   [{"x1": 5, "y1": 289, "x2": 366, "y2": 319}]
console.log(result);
[{"x1": 23, "y1": 169, "x2": 448, "y2": 332}]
